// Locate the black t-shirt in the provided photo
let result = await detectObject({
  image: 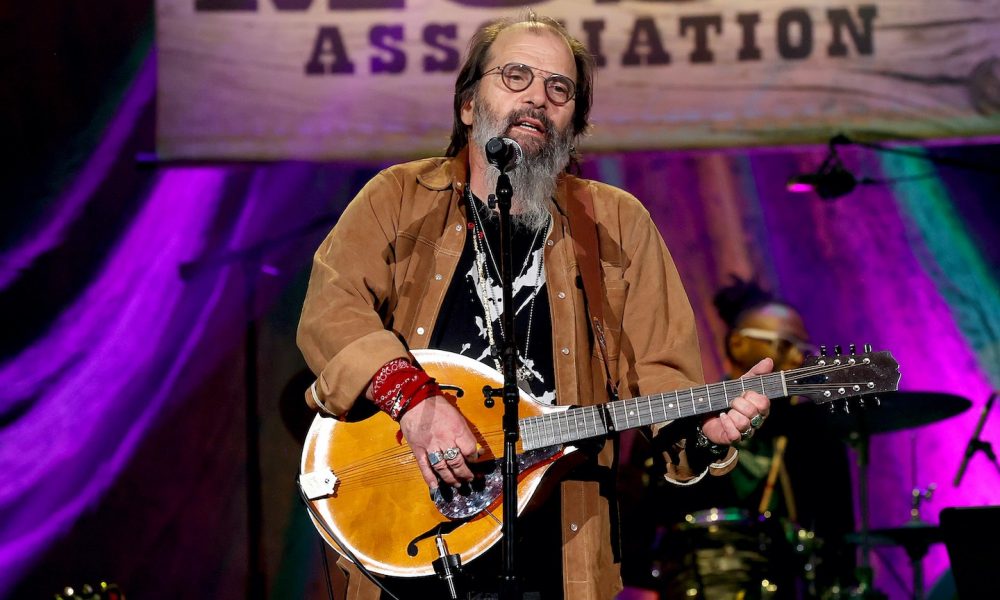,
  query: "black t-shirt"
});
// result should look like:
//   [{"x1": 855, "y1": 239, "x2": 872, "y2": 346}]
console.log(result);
[{"x1": 430, "y1": 193, "x2": 556, "y2": 405}]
